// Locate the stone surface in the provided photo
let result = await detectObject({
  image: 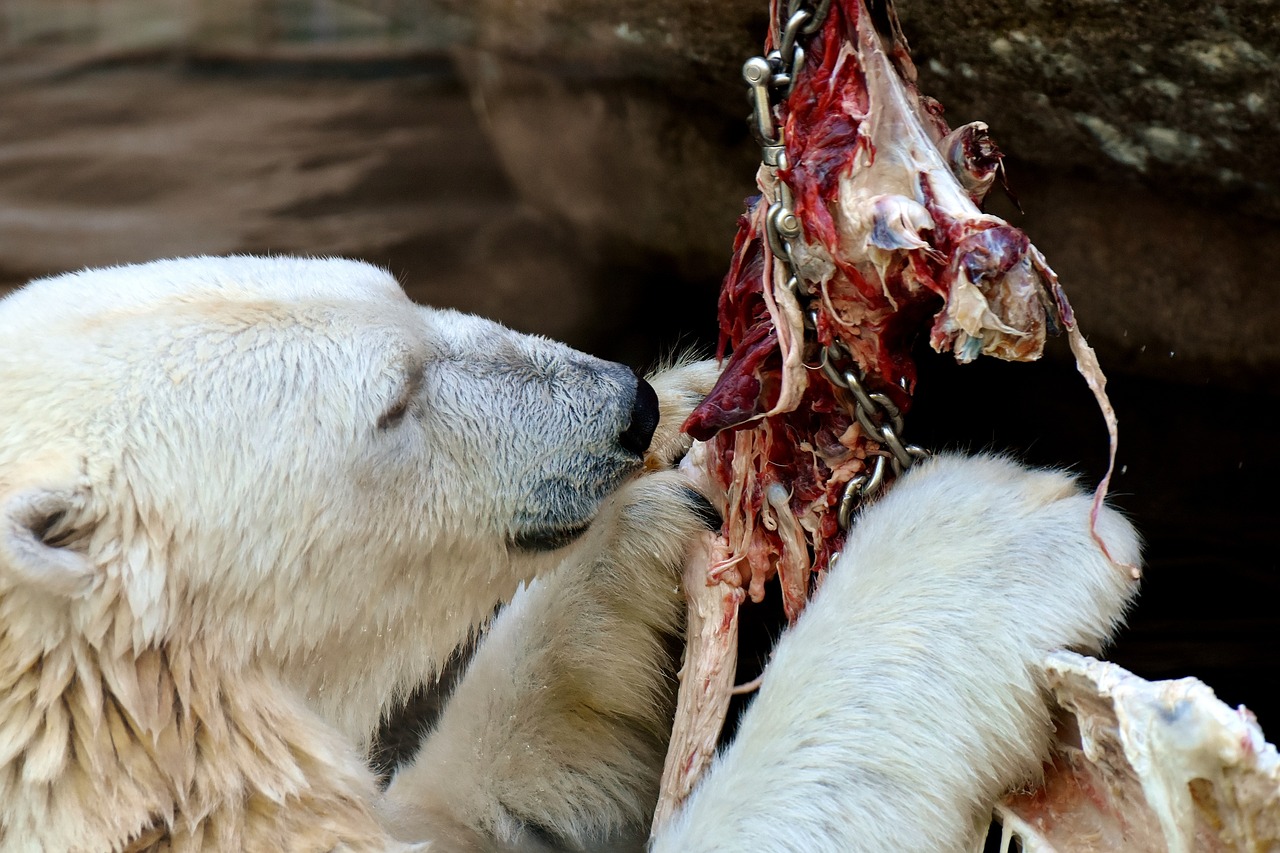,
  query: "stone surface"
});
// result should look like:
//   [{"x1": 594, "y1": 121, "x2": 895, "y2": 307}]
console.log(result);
[
  {"x1": 444, "y1": 0, "x2": 1280, "y2": 390},
  {"x1": 443, "y1": 0, "x2": 1280, "y2": 212},
  {"x1": 0, "y1": 61, "x2": 648, "y2": 358},
  {"x1": 897, "y1": 0, "x2": 1280, "y2": 216}
]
